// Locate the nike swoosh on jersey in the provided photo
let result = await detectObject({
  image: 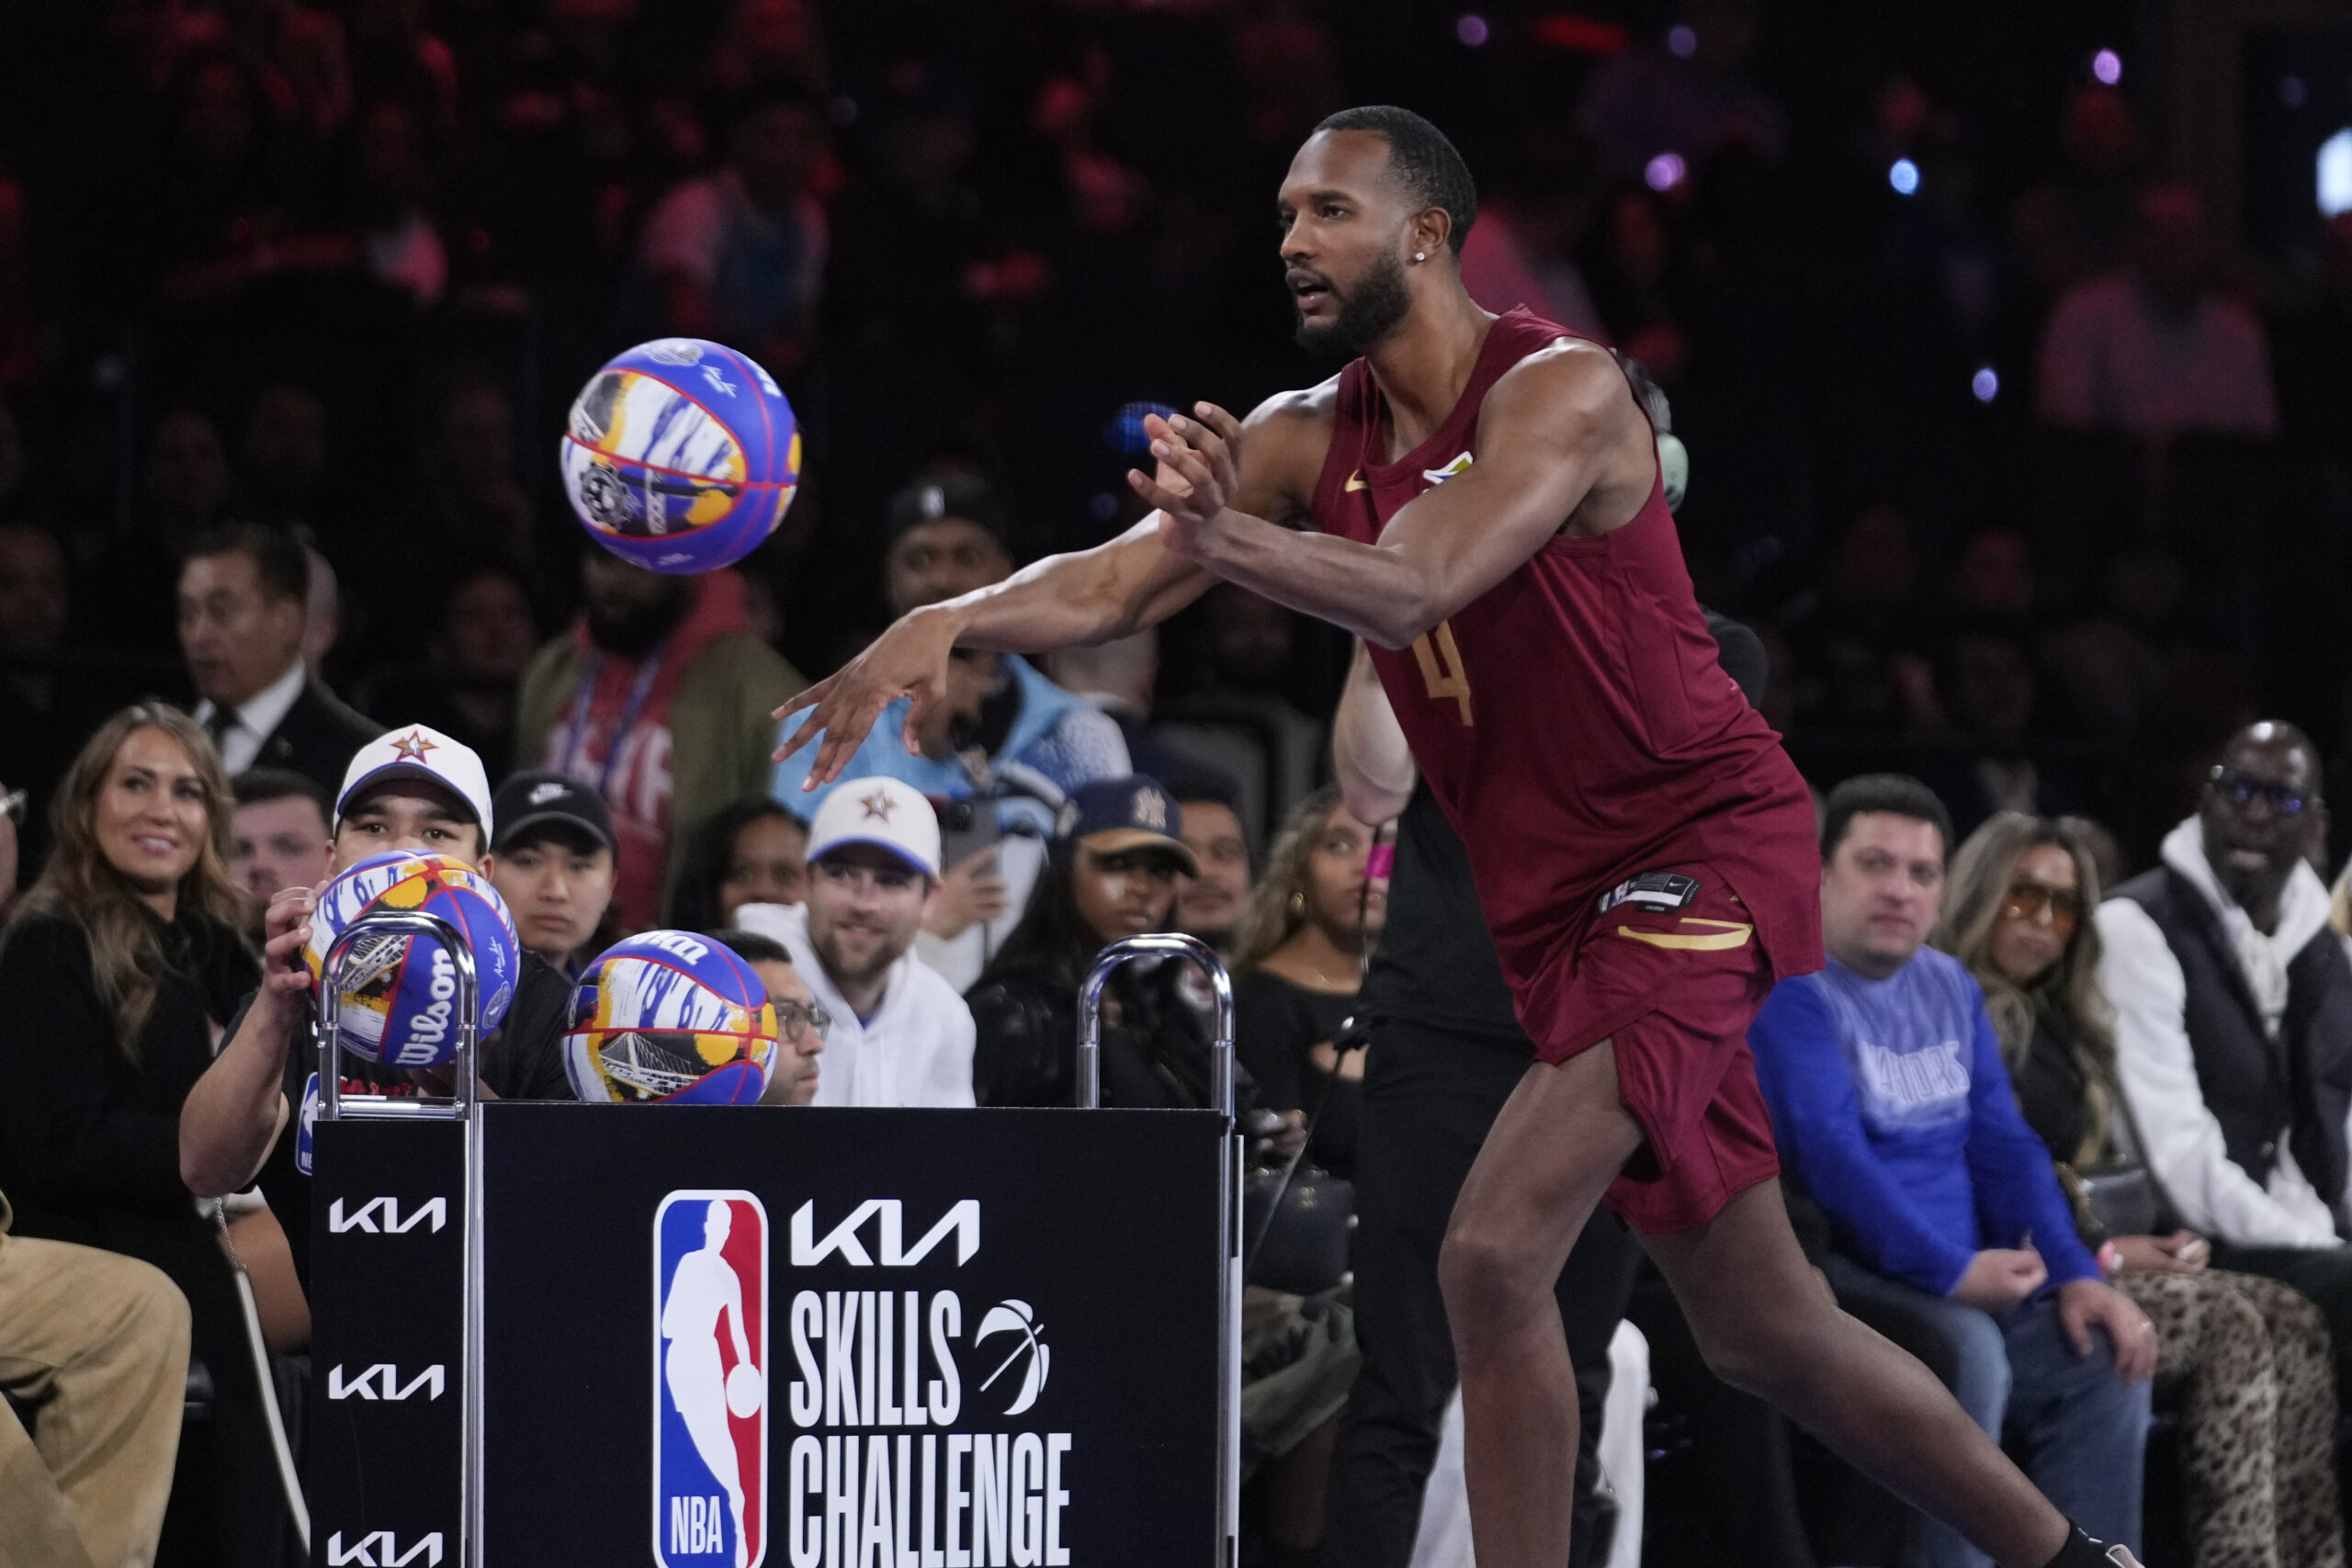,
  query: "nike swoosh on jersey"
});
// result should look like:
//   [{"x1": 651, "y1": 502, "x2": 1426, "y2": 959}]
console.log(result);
[{"x1": 1343, "y1": 472, "x2": 1368, "y2": 491}]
